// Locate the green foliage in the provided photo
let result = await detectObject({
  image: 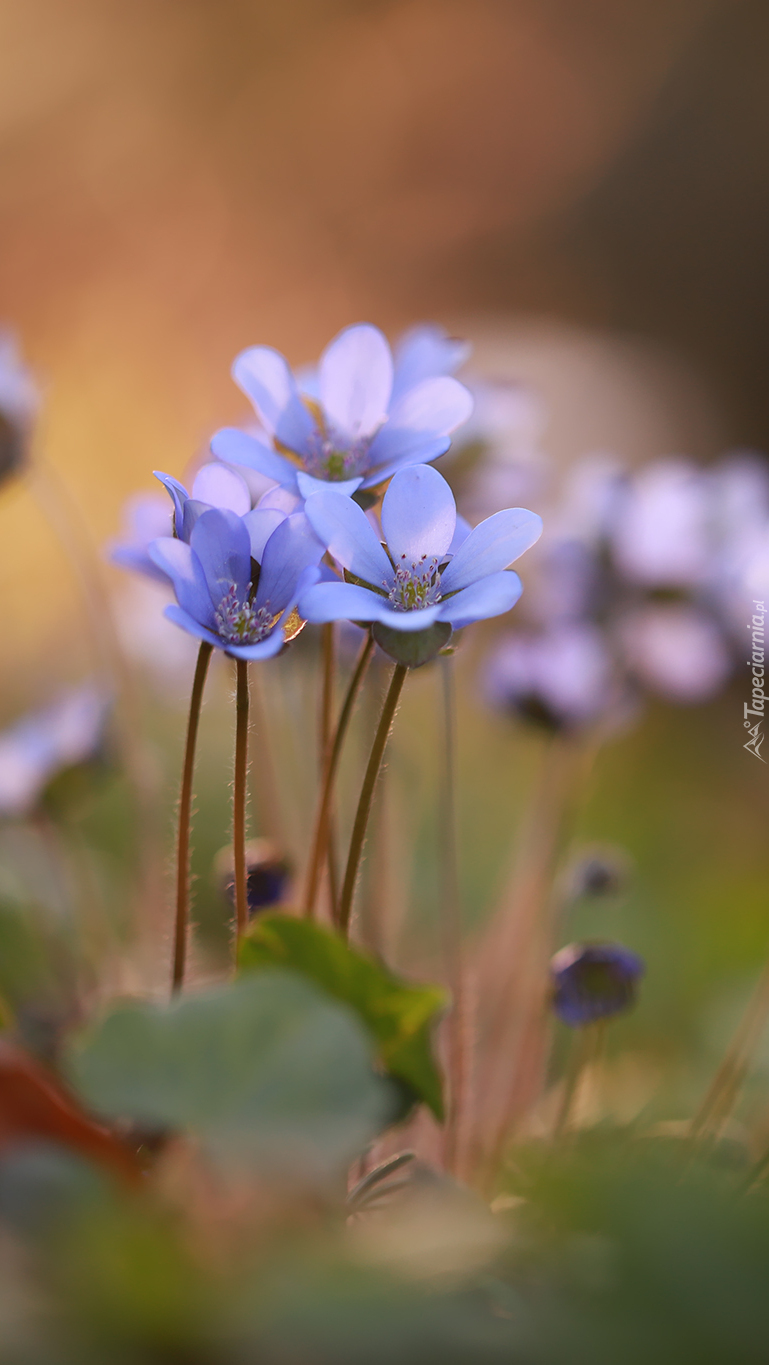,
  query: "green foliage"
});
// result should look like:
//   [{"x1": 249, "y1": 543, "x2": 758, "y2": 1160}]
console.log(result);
[
  {"x1": 65, "y1": 970, "x2": 394, "y2": 1175},
  {"x1": 238, "y1": 913, "x2": 447, "y2": 1119}
]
